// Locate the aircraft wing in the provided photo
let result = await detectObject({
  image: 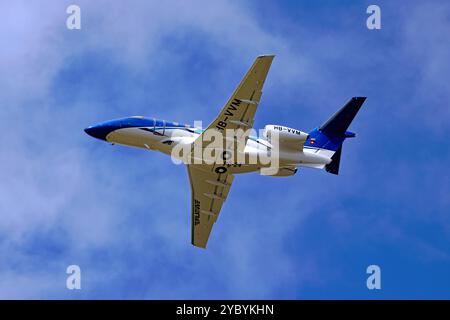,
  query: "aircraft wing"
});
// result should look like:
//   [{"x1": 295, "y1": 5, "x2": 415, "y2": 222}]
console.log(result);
[
  {"x1": 187, "y1": 165, "x2": 234, "y2": 248},
  {"x1": 186, "y1": 55, "x2": 273, "y2": 248},
  {"x1": 194, "y1": 55, "x2": 274, "y2": 159}
]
